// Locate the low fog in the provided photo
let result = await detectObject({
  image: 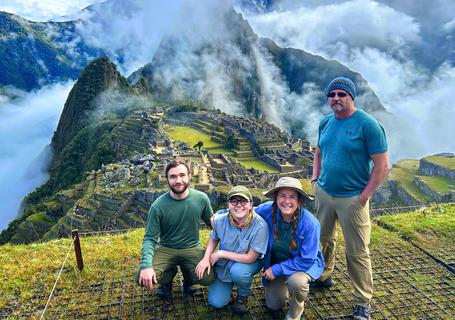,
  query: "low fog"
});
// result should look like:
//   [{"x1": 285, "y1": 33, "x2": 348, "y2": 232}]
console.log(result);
[{"x1": 0, "y1": 83, "x2": 73, "y2": 230}]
